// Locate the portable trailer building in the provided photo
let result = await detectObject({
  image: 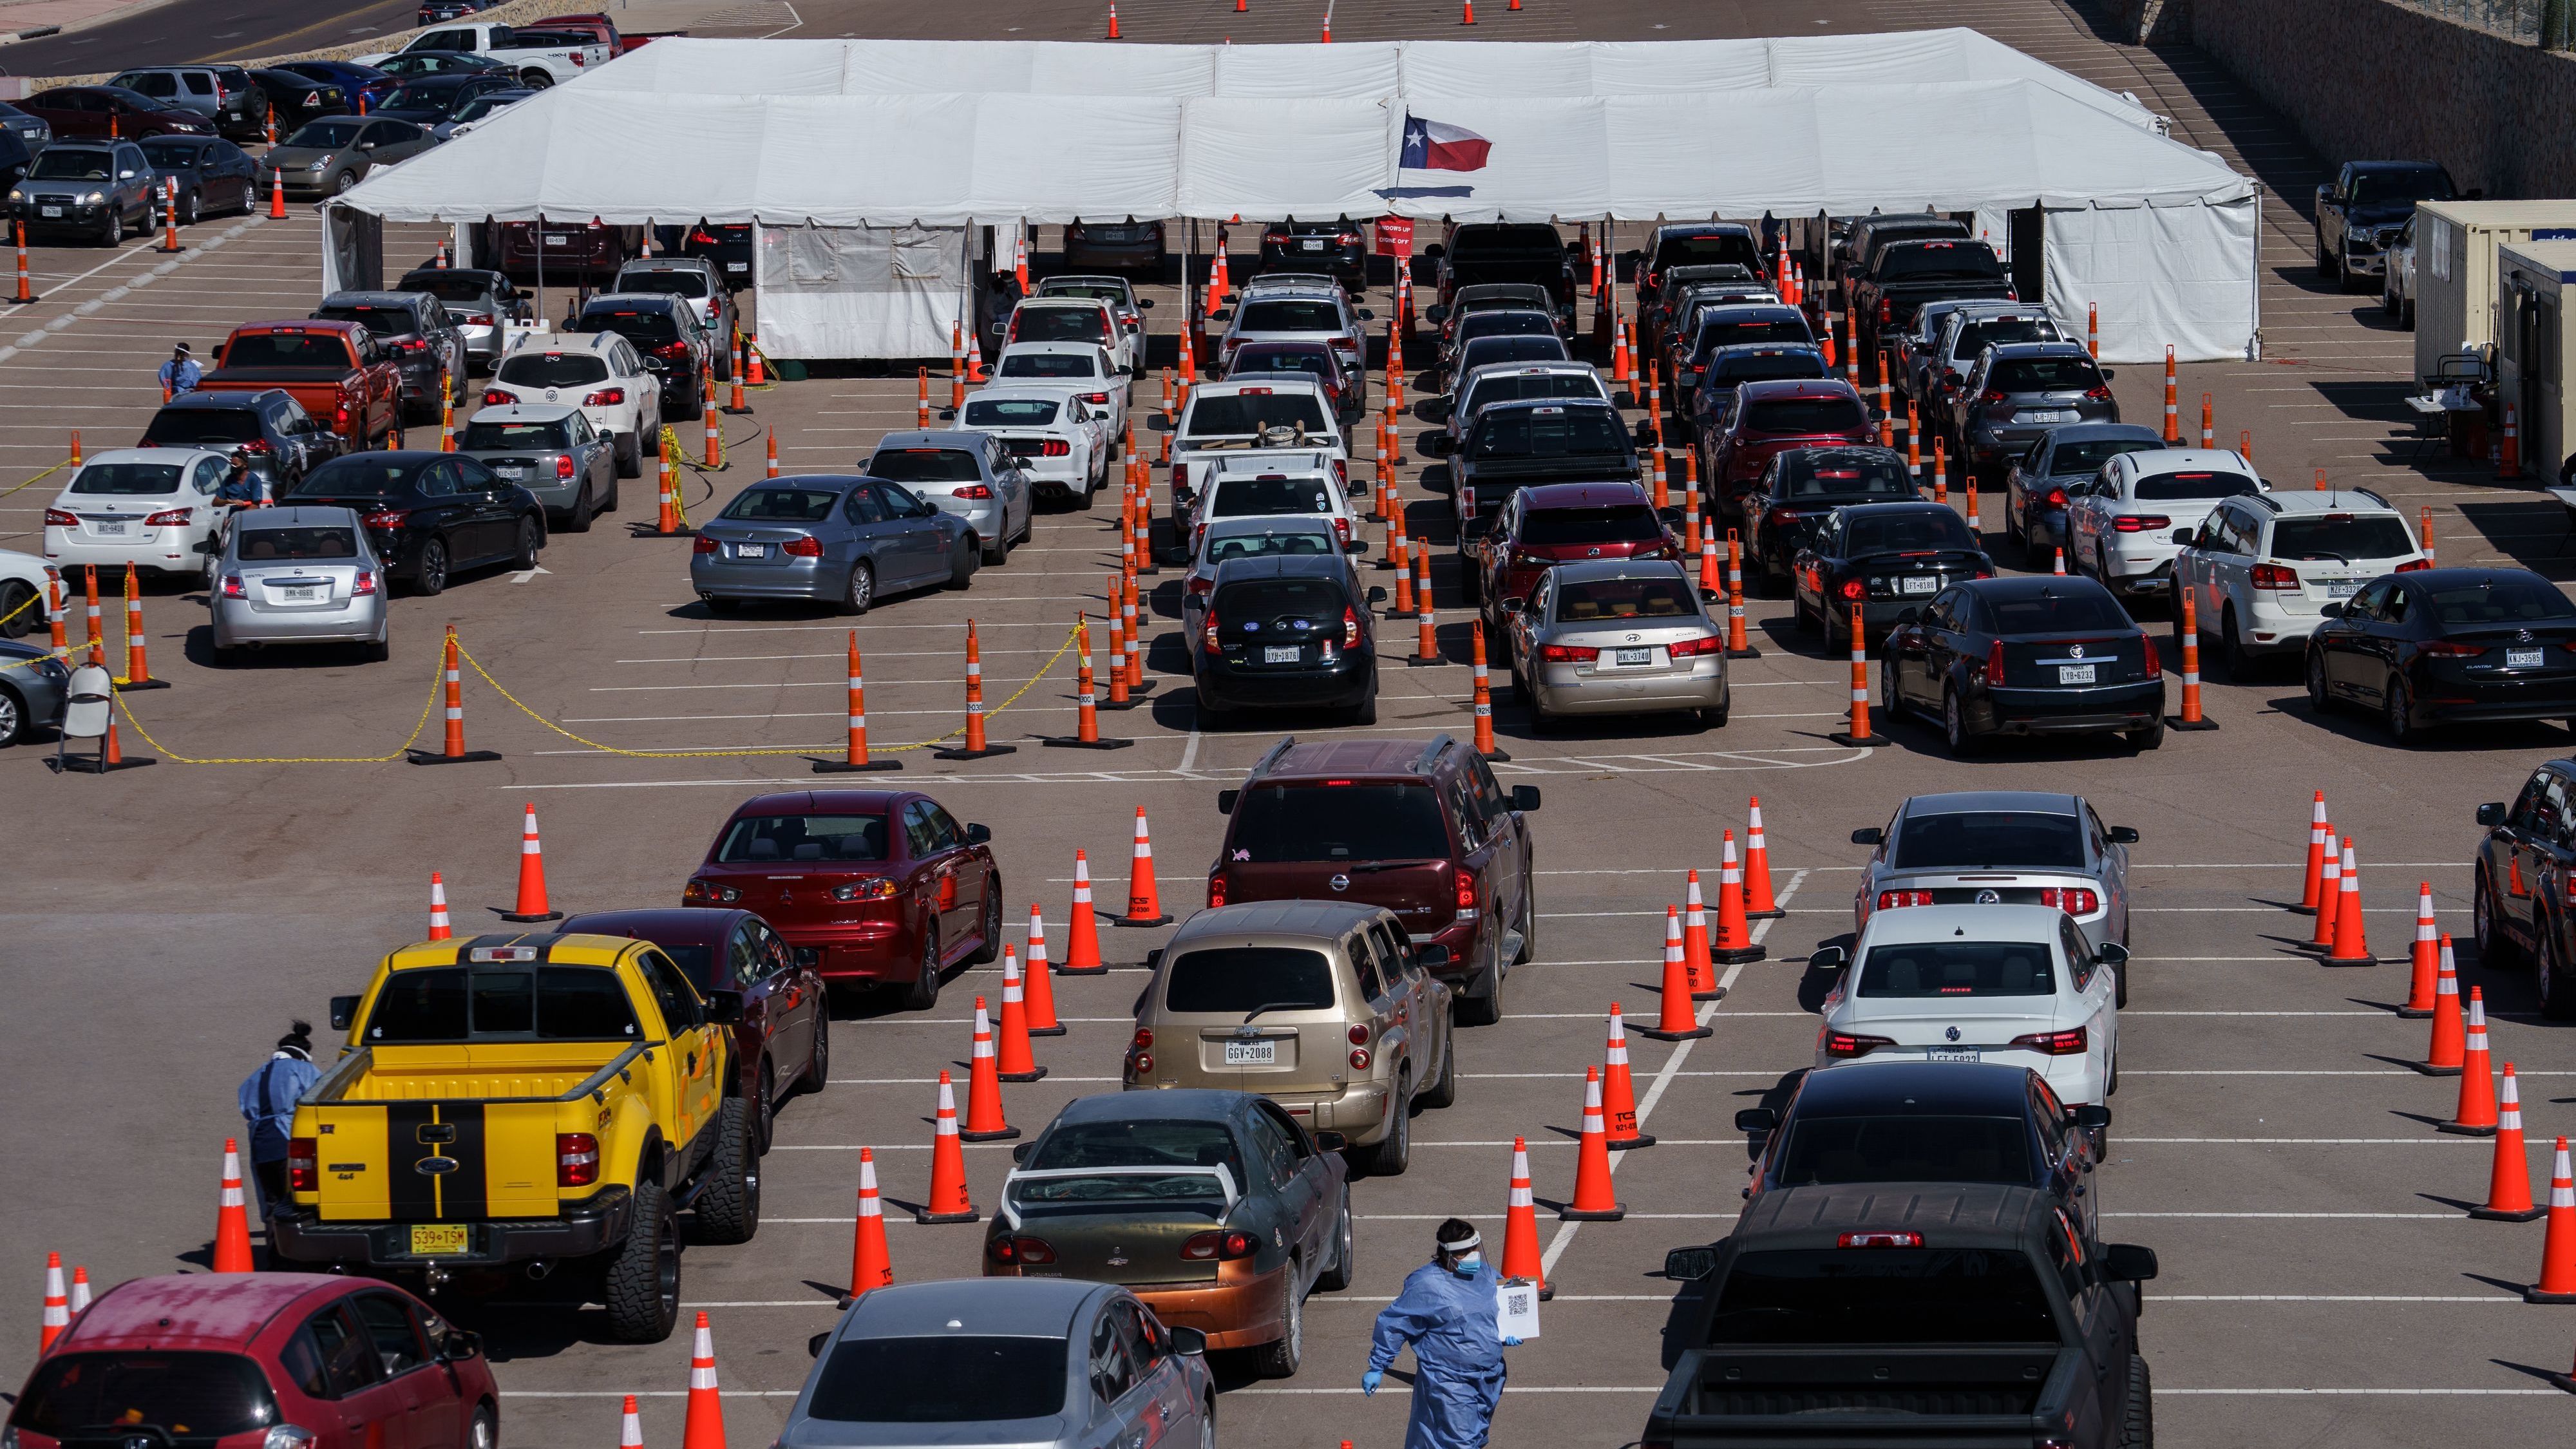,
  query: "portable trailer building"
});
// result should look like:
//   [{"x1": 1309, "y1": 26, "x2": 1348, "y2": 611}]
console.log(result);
[{"x1": 2412, "y1": 200, "x2": 2576, "y2": 386}]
